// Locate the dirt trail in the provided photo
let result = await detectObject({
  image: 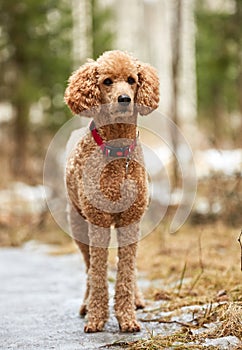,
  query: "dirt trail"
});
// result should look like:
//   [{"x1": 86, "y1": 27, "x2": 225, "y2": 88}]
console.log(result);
[{"x1": 1, "y1": 245, "x2": 241, "y2": 350}]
